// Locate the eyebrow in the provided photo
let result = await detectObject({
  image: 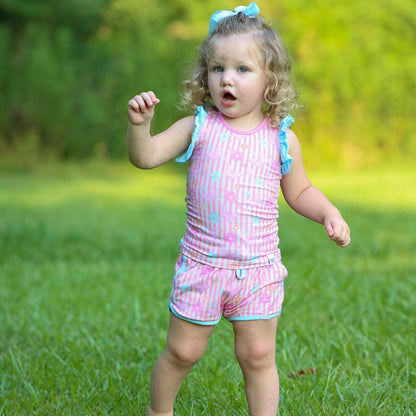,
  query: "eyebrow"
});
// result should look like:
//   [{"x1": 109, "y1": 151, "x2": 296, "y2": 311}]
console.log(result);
[{"x1": 209, "y1": 57, "x2": 253, "y2": 66}]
